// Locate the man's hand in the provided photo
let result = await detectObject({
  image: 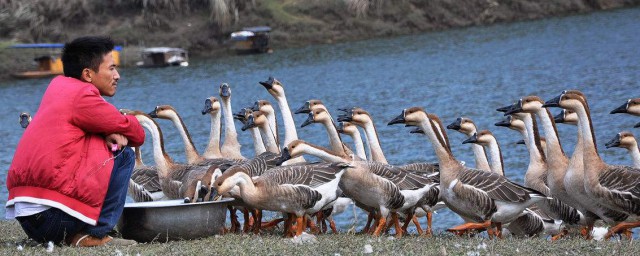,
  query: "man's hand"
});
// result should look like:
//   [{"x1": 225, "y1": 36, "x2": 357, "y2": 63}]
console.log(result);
[{"x1": 106, "y1": 133, "x2": 128, "y2": 152}]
